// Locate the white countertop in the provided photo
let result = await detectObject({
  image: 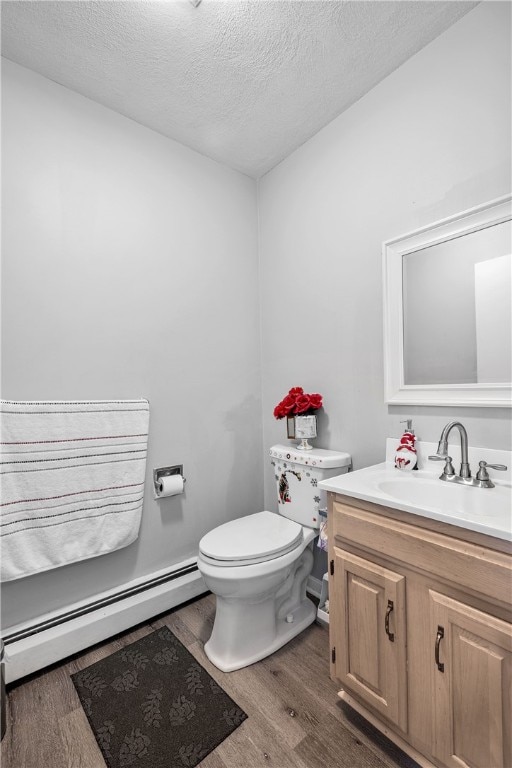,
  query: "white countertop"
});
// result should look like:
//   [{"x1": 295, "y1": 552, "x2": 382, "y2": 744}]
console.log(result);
[{"x1": 319, "y1": 439, "x2": 512, "y2": 542}]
